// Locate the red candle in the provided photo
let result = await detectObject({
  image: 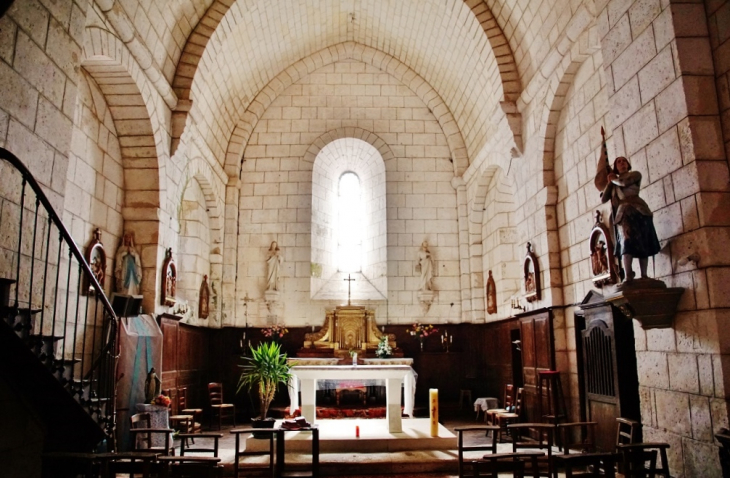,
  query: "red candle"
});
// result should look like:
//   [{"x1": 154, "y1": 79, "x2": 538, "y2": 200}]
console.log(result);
[{"x1": 356, "y1": 425, "x2": 360, "y2": 438}]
